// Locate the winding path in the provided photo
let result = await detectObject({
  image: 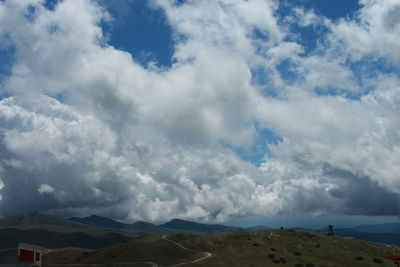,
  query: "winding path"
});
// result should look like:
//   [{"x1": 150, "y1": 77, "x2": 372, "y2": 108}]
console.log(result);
[{"x1": 160, "y1": 235, "x2": 212, "y2": 266}]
